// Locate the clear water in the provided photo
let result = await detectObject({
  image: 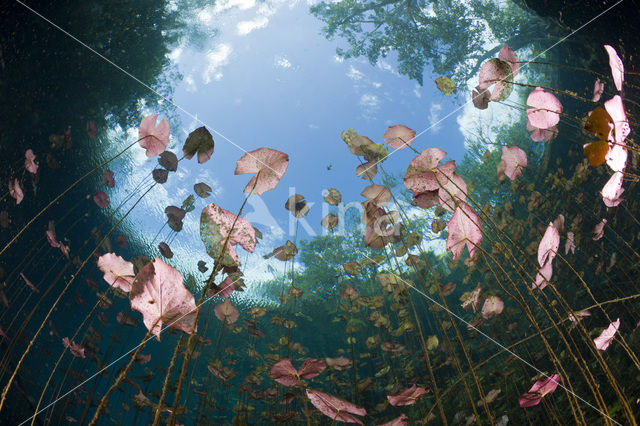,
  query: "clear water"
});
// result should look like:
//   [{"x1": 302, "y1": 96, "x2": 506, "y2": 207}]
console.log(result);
[{"x1": 0, "y1": 0, "x2": 638, "y2": 424}]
